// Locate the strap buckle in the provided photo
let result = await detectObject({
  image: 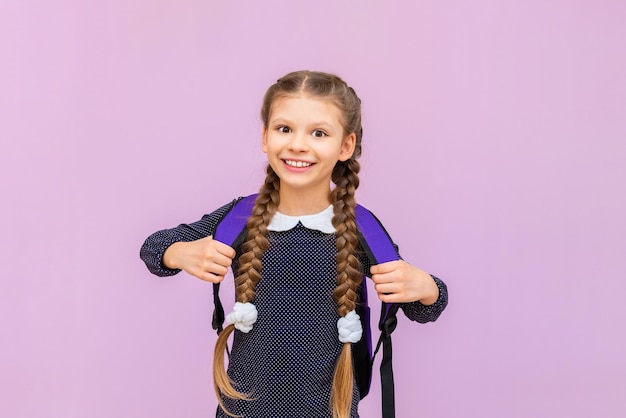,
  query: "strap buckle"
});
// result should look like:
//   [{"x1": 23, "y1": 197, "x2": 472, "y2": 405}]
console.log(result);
[{"x1": 381, "y1": 314, "x2": 397, "y2": 337}]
